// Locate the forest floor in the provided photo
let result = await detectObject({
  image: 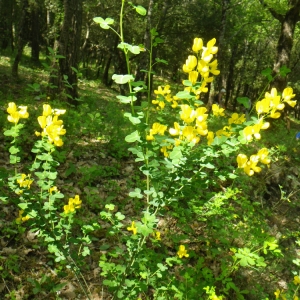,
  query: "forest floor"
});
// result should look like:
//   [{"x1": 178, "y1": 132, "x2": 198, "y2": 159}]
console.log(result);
[{"x1": 1, "y1": 55, "x2": 300, "y2": 300}]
